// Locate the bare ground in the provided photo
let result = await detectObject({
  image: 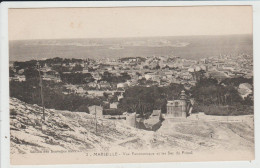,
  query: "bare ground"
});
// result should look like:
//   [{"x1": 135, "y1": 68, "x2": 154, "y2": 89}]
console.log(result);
[{"x1": 10, "y1": 98, "x2": 254, "y2": 160}]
